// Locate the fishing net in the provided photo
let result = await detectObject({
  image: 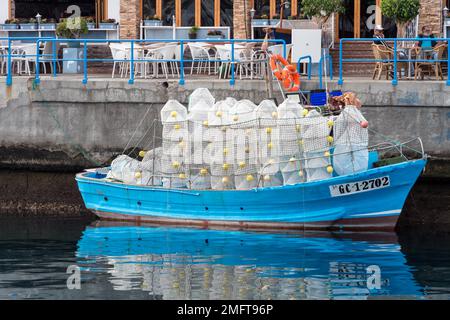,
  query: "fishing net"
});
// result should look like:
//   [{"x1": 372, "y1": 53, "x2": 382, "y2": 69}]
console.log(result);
[{"x1": 108, "y1": 89, "x2": 371, "y2": 190}]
